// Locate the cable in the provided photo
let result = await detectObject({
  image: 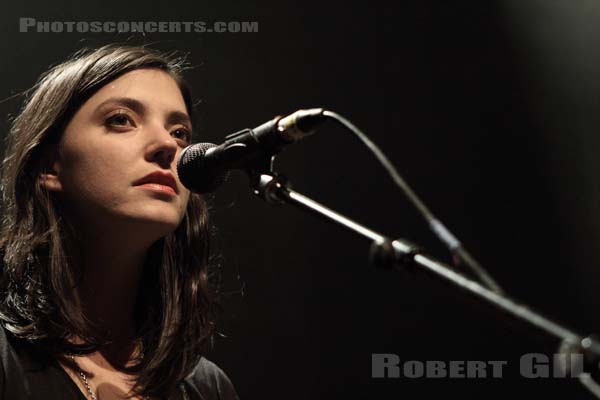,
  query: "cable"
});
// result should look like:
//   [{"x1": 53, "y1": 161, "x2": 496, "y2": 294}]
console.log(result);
[{"x1": 322, "y1": 110, "x2": 504, "y2": 295}]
